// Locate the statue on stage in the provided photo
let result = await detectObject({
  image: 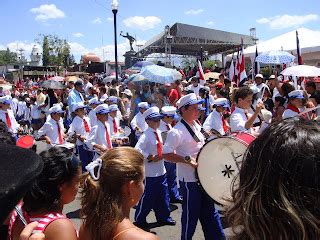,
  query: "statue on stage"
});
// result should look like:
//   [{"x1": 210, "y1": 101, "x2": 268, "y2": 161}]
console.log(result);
[{"x1": 120, "y1": 31, "x2": 136, "y2": 51}]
